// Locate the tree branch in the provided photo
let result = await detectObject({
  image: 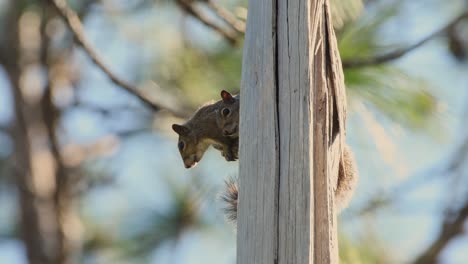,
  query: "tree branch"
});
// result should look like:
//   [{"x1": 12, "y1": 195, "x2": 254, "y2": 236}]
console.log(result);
[
  {"x1": 176, "y1": 0, "x2": 240, "y2": 45},
  {"x1": 47, "y1": 0, "x2": 189, "y2": 118},
  {"x1": 205, "y1": 0, "x2": 245, "y2": 34},
  {"x1": 342, "y1": 12, "x2": 468, "y2": 68},
  {"x1": 412, "y1": 201, "x2": 468, "y2": 264}
]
